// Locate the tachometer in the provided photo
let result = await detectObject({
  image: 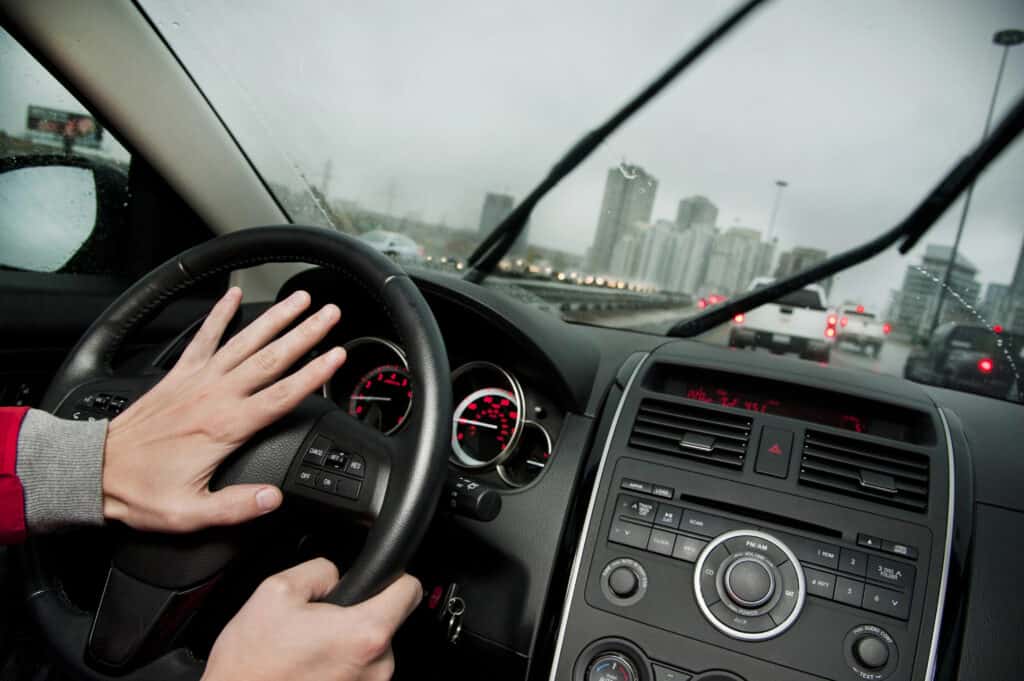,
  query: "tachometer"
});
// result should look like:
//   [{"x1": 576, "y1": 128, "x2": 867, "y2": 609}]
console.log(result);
[
  {"x1": 348, "y1": 364, "x2": 412, "y2": 434},
  {"x1": 449, "y1": 361, "x2": 525, "y2": 468},
  {"x1": 497, "y1": 420, "x2": 552, "y2": 488}
]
